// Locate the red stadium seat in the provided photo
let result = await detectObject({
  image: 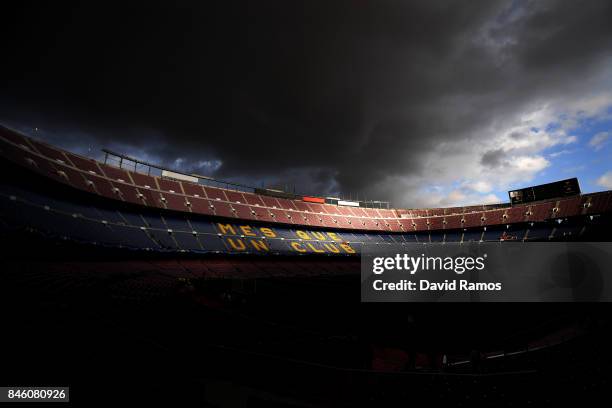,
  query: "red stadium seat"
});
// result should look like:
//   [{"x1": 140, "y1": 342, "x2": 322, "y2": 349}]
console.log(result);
[
  {"x1": 428, "y1": 217, "x2": 443, "y2": 231},
  {"x1": 250, "y1": 206, "x2": 275, "y2": 222},
  {"x1": 293, "y1": 201, "x2": 310, "y2": 212},
  {"x1": 429, "y1": 208, "x2": 445, "y2": 217},
  {"x1": 288, "y1": 200, "x2": 302, "y2": 211},
  {"x1": 446, "y1": 207, "x2": 463, "y2": 215},
  {"x1": 182, "y1": 182, "x2": 206, "y2": 197},
  {"x1": 203, "y1": 186, "x2": 228, "y2": 201},
  {"x1": 28, "y1": 140, "x2": 68, "y2": 163},
  {"x1": 232, "y1": 203, "x2": 256, "y2": 220},
  {"x1": 269, "y1": 209, "x2": 293, "y2": 224},
  {"x1": 157, "y1": 178, "x2": 182, "y2": 193},
  {"x1": 137, "y1": 188, "x2": 163, "y2": 209},
  {"x1": 48, "y1": 162, "x2": 77, "y2": 186},
  {"x1": 504, "y1": 206, "x2": 526, "y2": 223},
  {"x1": 334, "y1": 216, "x2": 353, "y2": 229},
  {"x1": 414, "y1": 209, "x2": 428, "y2": 217},
  {"x1": 463, "y1": 212, "x2": 482, "y2": 228},
  {"x1": 443, "y1": 215, "x2": 461, "y2": 230},
  {"x1": 286, "y1": 210, "x2": 307, "y2": 225},
  {"x1": 260, "y1": 196, "x2": 281, "y2": 208},
  {"x1": 362, "y1": 208, "x2": 380, "y2": 218},
  {"x1": 243, "y1": 193, "x2": 265, "y2": 207},
  {"x1": 110, "y1": 182, "x2": 142, "y2": 205},
  {"x1": 349, "y1": 207, "x2": 368, "y2": 217},
  {"x1": 189, "y1": 197, "x2": 215, "y2": 216},
  {"x1": 378, "y1": 209, "x2": 395, "y2": 218},
  {"x1": 61, "y1": 166, "x2": 96, "y2": 192},
  {"x1": 299, "y1": 212, "x2": 320, "y2": 226},
  {"x1": 211, "y1": 201, "x2": 235, "y2": 218},
  {"x1": 99, "y1": 164, "x2": 132, "y2": 183},
  {"x1": 529, "y1": 201, "x2": 554, "y2": 221},
  {"x1": 387, "y1": 220, "x2": 403, "y2": 232},
  {"x1": 585, "y1": 192, "x2": 612, "y2": 214},
  {"x1": 84, "y1": 173, "x2": 117, "y2": 199},
  {"x1": 64, "y1": 152, "x2": 102, "y2": 174},
  {"x1": 376, "y1": 218, "x2": 393, "y2": 231},
  {"x1": 163, "y1": 193, "x2": 189, "y2": 212},
  {"x1": 318, "y1": 214, "x2": 336, "y2": 228},
  {"x1": 336, "y1": 206, "x2": 353, "y2": 216},
  {"x1": 276, "y1": 198, "x2": 299, "y2": 211},
  {"x1": 554, "y1": 197, "x2": 582, "y2": 218},
  {"x1": 225, "y1": 190, "x2": 246, "y2": 204},
  {"x1": 308, "y1": 203, "x2": 327, "y2": 214},
  {"x1": 485, "y1": 209, "x2": 505, "y2": 225},
  {"x1": 324, "y1": 205, "x2": 342, "y2": 216},
  {"x1": 399, "y1": 219, "x2": 414, "y2": 231},
  {"x1": 130, "y1": 172, "x2": 157, "y2": 188}
]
